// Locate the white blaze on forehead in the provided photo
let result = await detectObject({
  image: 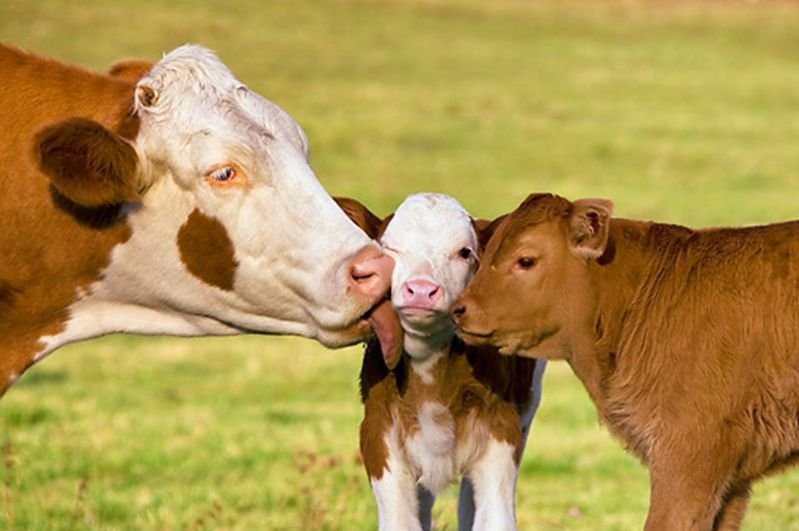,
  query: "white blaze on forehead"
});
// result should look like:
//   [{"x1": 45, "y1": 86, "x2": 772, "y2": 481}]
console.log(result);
[
  {"x1": 134, "y1": 44, "x2": 308, "y2": 177},
  {"x1": 382, "y1": 193, "x2": 477, "y2": 257}
]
